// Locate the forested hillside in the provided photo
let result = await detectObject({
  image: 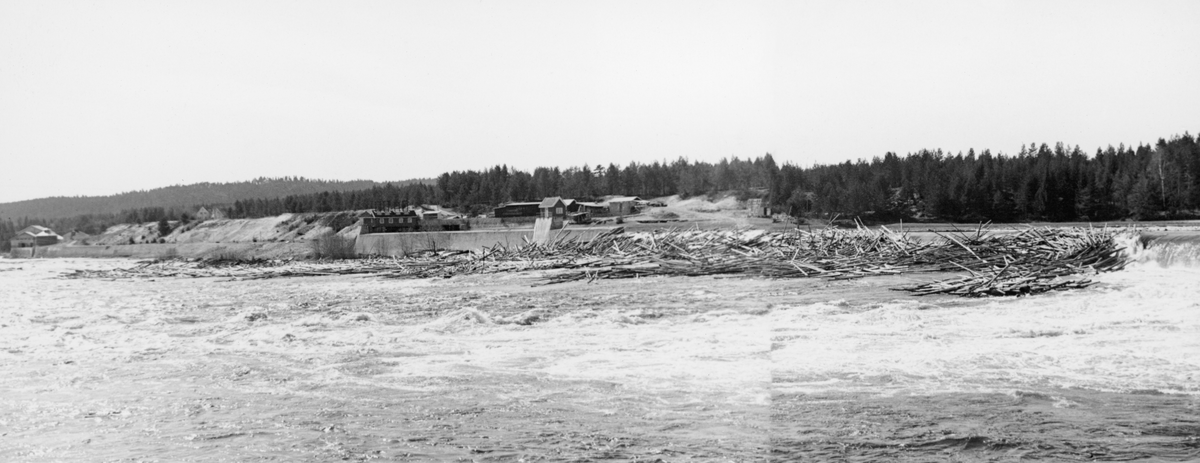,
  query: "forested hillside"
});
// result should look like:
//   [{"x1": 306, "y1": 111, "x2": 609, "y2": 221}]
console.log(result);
[{"x1": 0, "y1": 177, "x2": 431, "y2": 221}]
